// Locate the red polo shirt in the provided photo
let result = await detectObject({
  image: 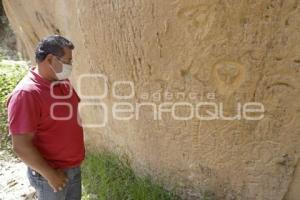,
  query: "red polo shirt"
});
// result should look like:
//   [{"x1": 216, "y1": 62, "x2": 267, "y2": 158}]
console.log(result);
[{"x1": 7, "y1": 67, "x2": 85, "y2": 169}]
